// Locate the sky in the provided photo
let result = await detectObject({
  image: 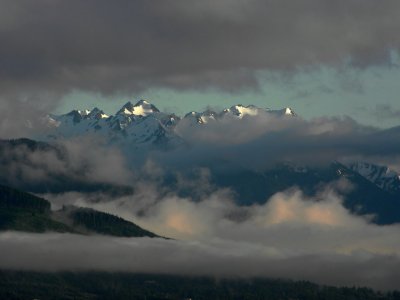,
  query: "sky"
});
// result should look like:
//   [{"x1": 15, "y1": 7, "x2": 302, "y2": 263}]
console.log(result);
[
  {"x1": 58, "y1": 63, "x2": 400, "y2": 128},
  {"x1": 2, "y1": 0, "x2": 400, "y2": 130}
]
